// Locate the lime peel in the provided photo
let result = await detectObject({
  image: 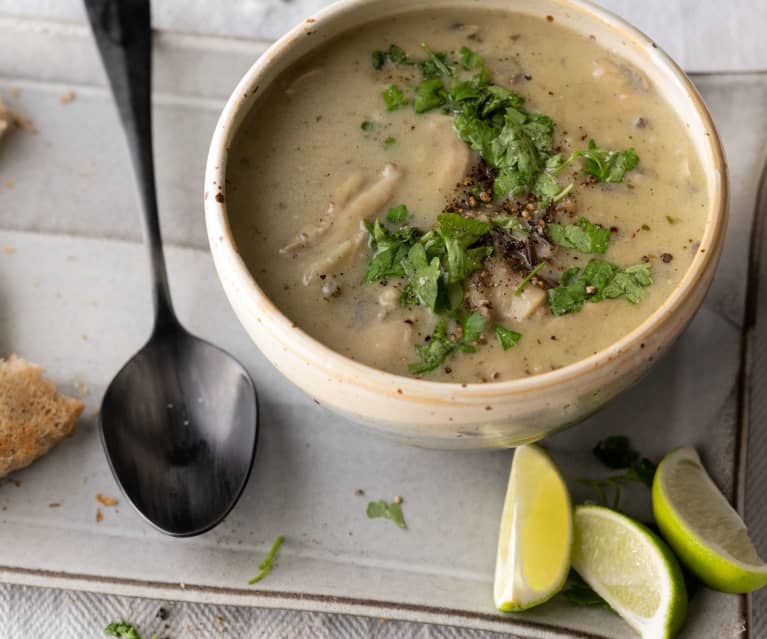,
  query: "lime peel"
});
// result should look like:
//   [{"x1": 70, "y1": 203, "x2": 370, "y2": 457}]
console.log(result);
[{"x1": 653, "y1": 446, "x2": 767, "y2": 594}]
